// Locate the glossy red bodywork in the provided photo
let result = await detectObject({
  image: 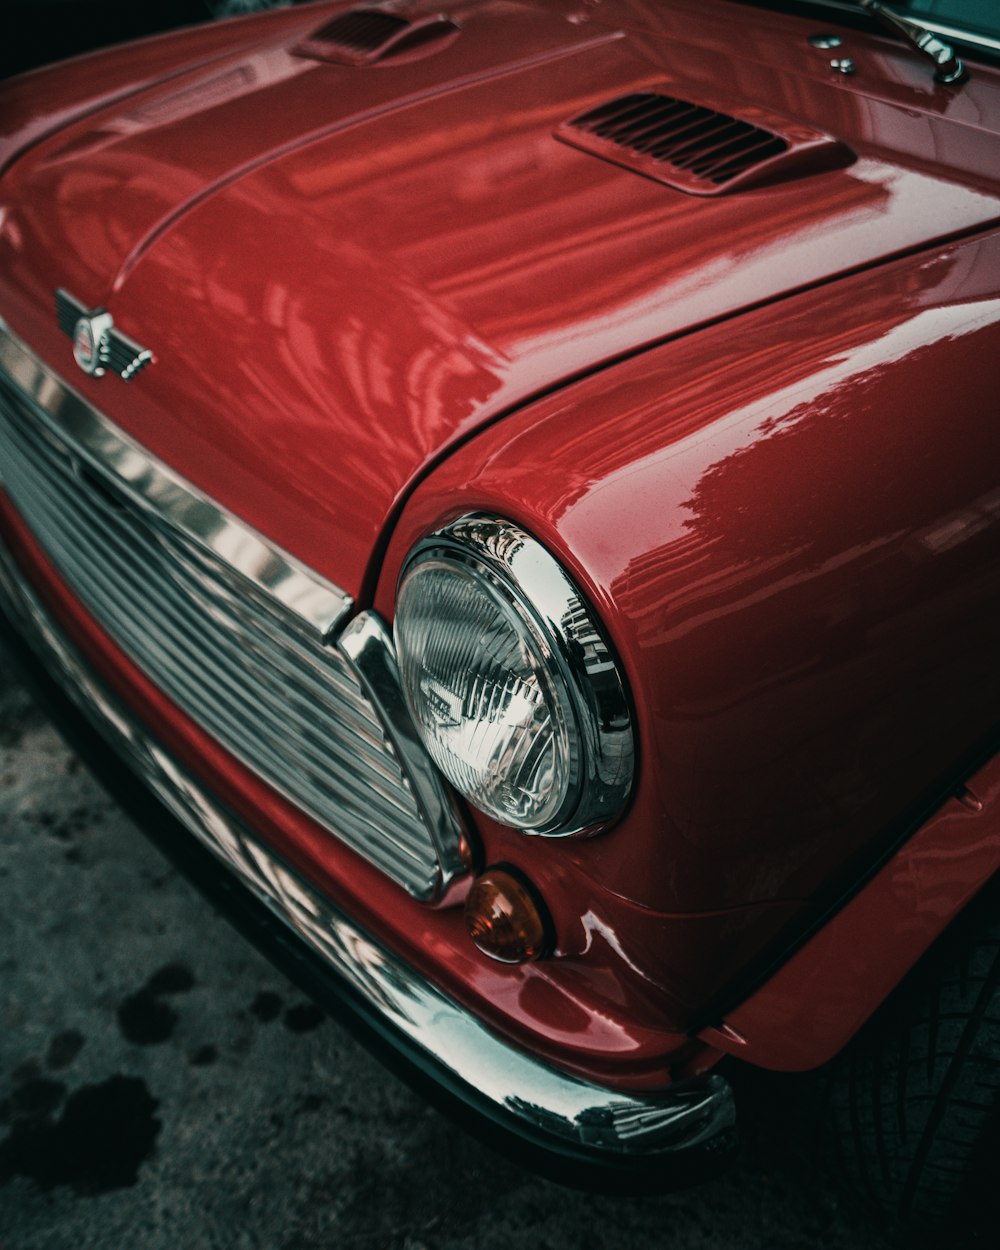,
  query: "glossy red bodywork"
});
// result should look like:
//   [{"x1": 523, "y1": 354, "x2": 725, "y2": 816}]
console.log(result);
[
  {"x1": 700, "y1": 753, "x2": 1000, "y2": 1071},
  {"x1": 3, "y1": 0, "x2": 1000, "y2": 601},
  {"x1": 2, "y1": 0, "x2": 1000, "y2": 1078},
  {"x1": 380, "y1": 226, "x2": 1000, "y2": 1041}
]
